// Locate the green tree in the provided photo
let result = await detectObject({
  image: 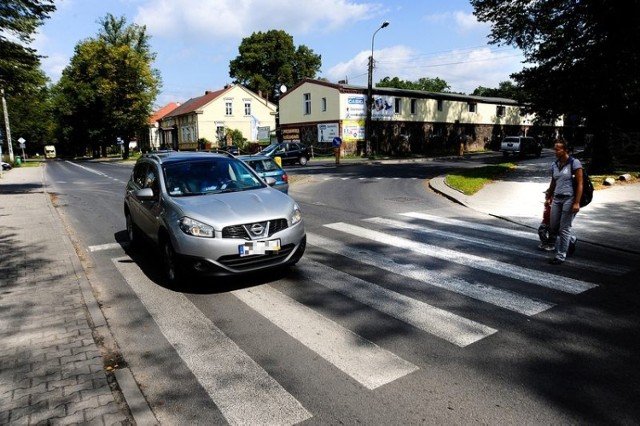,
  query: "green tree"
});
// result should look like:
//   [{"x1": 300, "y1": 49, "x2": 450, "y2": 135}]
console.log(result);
[
  {"x1": 377, "y1": 76, "x2": 450, "y2": 92},
  {"x1": 472, "y1": 81, "x2": 522, "y2": 99},
  {"x1": 471, "y1": 0, "x2": 640, "y2": 171},
  {"x1": 229, "y1": 30, "x2": 321, "y2": 101},
  {"x1": 5, "y1": 69, "x2": 56, "y2": 155},
  {"x1": 0, "y1": 0, "x2": 55, "y2": 94},
  {"x1": 53, "y1": 14, "x2": 161, "y2": 158}
]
